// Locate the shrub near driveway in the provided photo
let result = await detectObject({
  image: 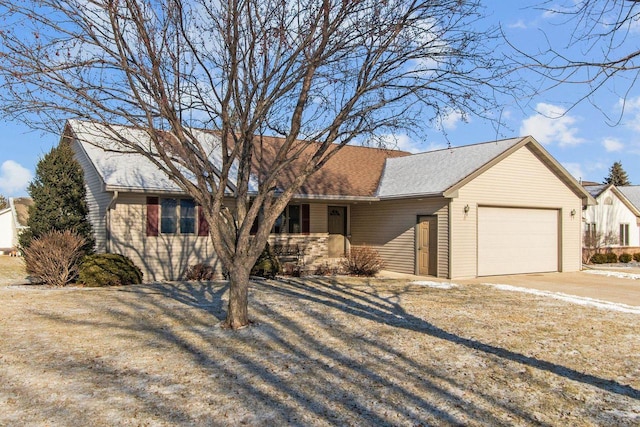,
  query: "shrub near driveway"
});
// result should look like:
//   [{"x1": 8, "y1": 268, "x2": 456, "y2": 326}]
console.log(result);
[{"x1": 0, "y1": 277, "x2": 638, "y2": 426}]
